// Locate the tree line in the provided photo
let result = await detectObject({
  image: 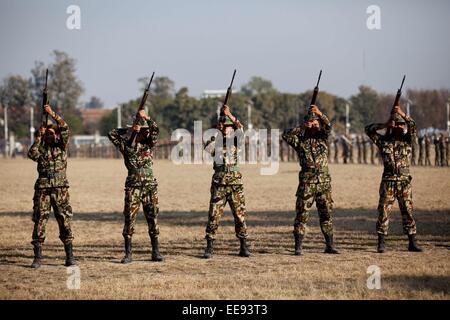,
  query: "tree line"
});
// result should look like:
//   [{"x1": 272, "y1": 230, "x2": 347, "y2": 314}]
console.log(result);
[{"x1": 1, "y1": 51, "x2": 449, "y2": 140}]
